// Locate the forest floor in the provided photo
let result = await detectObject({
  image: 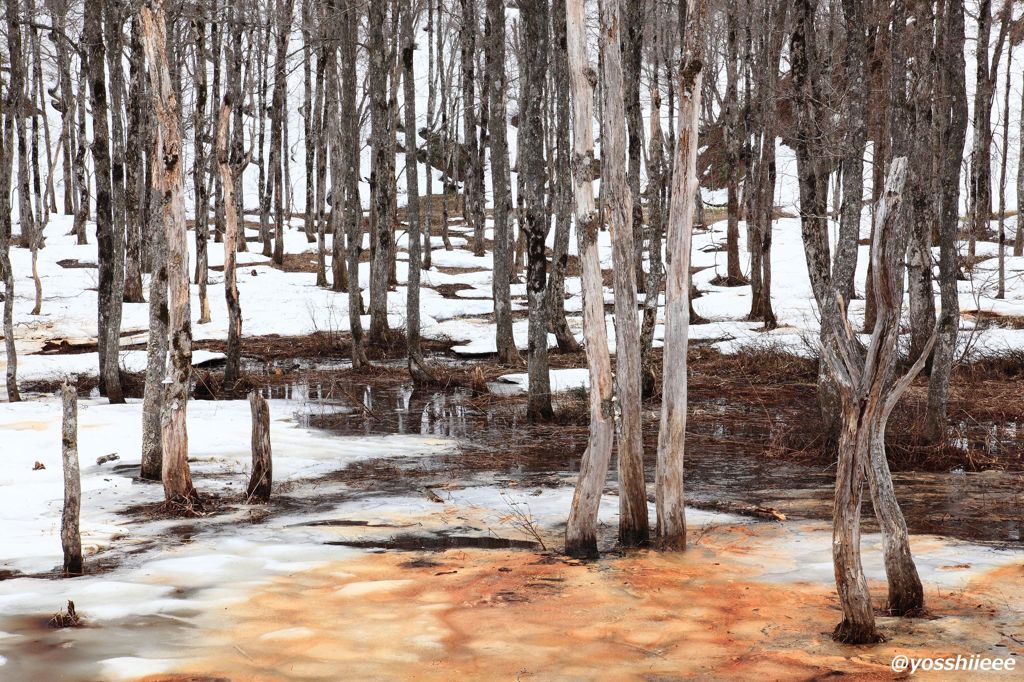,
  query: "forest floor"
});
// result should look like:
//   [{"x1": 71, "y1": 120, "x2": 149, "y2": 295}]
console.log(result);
[{"x1": 1, "y1": 208, "x2": 1023, "y2": 679}]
